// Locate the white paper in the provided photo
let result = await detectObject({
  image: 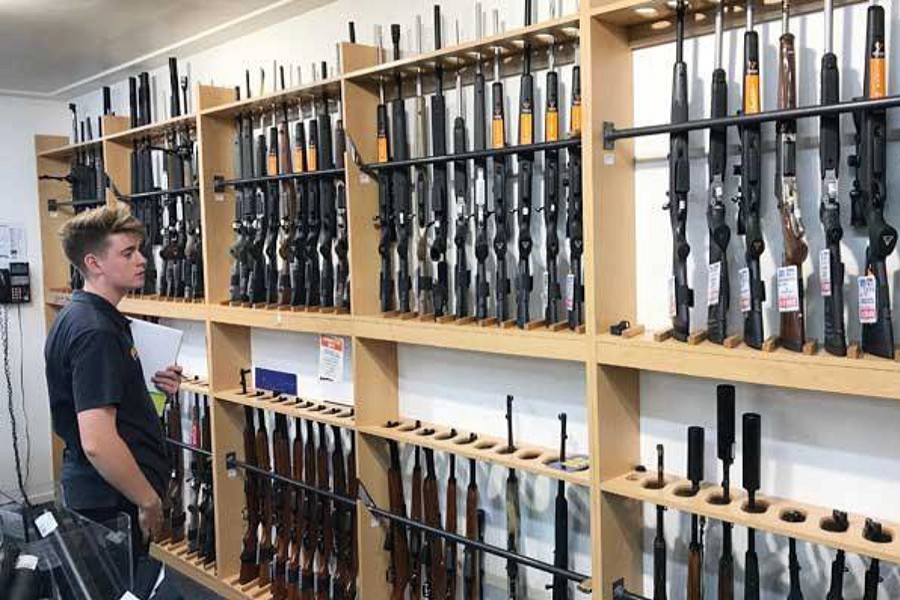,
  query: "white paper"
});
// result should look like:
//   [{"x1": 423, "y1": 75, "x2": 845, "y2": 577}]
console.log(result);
[
  {"x1": 819, "y1": 249, "x2": 832, "y2": 297},
  {"x1": 739, "y1": 268, "x2": 751, "y2": 313},
  {"x1": 35, "y1": 511, "x2": 58, "y2": 537},
  {"x1": 707, "y1": 261, "x2": 722, "y2": 307},
  {"x1": 777, "y1": 266, "x2": 800, "y2": 313},
  {"x1": 318, "y1": 335, "x2": 344, "y2": 382},
  {"x1": 565, "y1": 274, "x2": 575, "y2": 312},
  {"x1": 0, "y1": 223, "x2": 26, "y2": 260},
  {"x1": 130, "y1": 319, "x2": 183, "y2": 393},
  {"x1": 667, "y1": 276, "x2": 676, "y2": 317},
  {"x1": 15, "y1": 555, "x2": 38, "y2": 570},
  {"x1": 858, "y1": 275, "x2": 878, "y2": 324}
]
